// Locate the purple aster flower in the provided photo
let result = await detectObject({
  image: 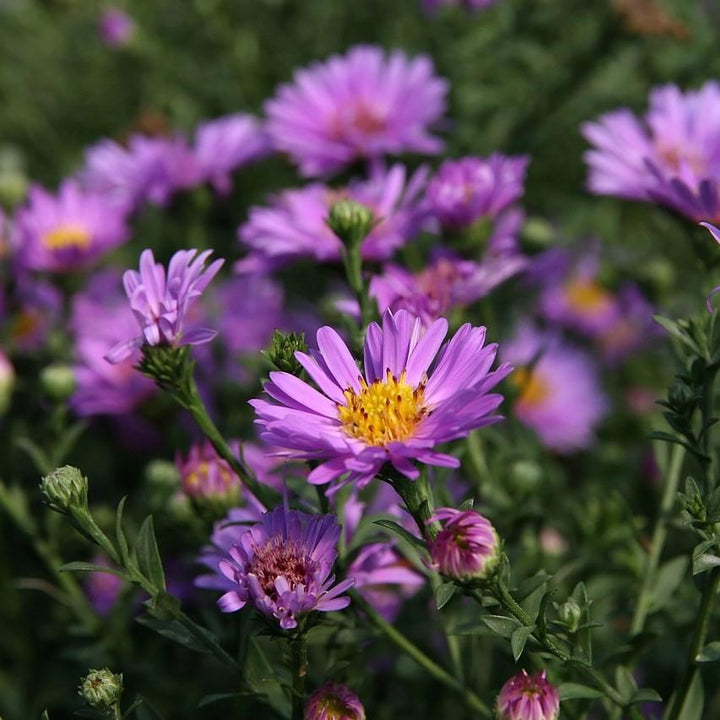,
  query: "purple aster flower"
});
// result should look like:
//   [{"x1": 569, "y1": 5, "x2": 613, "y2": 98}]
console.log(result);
[
  {"x1": 176, "y1": 440, "x2": 242, "y2": 499},
  {"x1": 84, "y1": 554, "x2": 125, "y2": 616},
  {"x1": 9, "y1": 276, "x2": 62, "y2": 353},
  {"x1": 11, "y1": 180, "x2": 129, "y2": 273},
  {"x1": 305, "y1": 682, "x2": 366, "y2": 720},
  {"x1": 237, "y1": 164, "x2": 428, "y2": 271},
  {"x1": 106, "y1": 248, "x2": 224, "y2": 363},
  {"x1": 428, "y1": 507, "x2": 499, "y2": 582},
  {"x1": 251, "y1": 308, "x2": 511, "y2": 492},
  {"x1": 265, "y1": 45, "x2": 448, "y2": 177},
  {"x1": 211, "y1": 505, "x2": 354, "y2": 629},
  {"x1": 99, "y1": 6, "x2": 136, "y2": 48},
  {"x1": 192, "y1": 113, "x2": 270, "y2": 194},
  {"x1": 70, "y1": 271, "x2": 155, "y2": 416},
  {"x1": 426, "y1": 155, "x2": 529, "y2": 228},
  {"x1": 502, "y1": 324, "x2": 607, "y2": 453},
  {"x1": 583, "y1": 82, "x2": 720, "y2": 223},
  {"x1": 496, "y1": 670, "x2": 560, "y2": 720}
]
